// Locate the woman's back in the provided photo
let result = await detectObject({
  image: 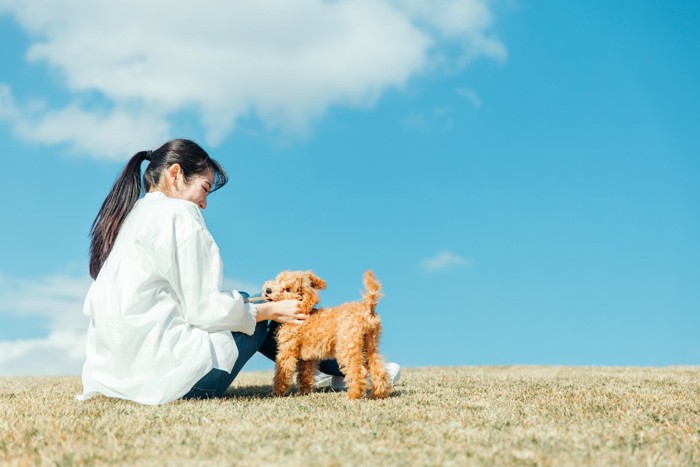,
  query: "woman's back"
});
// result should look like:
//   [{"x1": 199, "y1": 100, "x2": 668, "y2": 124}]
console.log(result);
[{"x1": 81, "y1": 192, "x2": 234, "y2": 405}]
